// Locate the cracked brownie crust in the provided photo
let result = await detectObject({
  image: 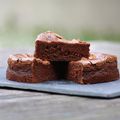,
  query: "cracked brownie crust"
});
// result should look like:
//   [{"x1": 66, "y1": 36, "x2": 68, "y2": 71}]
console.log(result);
[
  {"x1": 34, "y1": 31, "x2": 90, "y2": 61},
  {"x1": 67, "y1": 52, "x2": 119, "y2": 84}
]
